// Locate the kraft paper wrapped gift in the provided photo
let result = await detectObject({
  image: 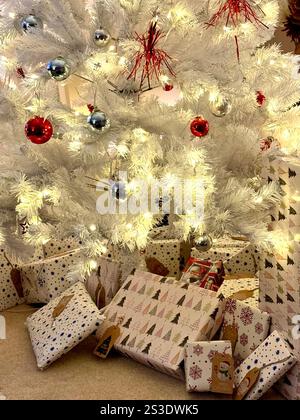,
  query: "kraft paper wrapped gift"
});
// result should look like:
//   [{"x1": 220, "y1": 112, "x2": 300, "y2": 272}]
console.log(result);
[
  {"x1": 191, "y1": 238, "x2": 260, "y2": 276},
  {"x1": 20, "y1": 250, "x2": 83, "y2": 304},
  {"x1": 26, "y1": 282, "x2": 105, "y2": 370},
  {"x1": 220, "y1": 298, "x2": 271, "y2": 366},
  {"x1": 0, "y1": 248, "x2": 24, "y2": 312},
  {"x1": 185, "y1": 341, "x2": 233, "y2": 394},
  {"x1": 85, "y1": 256, "x2": 122, "y2": 308},
  {"x1": 218, "y1": 277, "x2": 259, "y2": 309},
  {"x1": 96, "y1": 271, "x2": 225, "y2": 379},
  {"x1": 259, "y1": 156, "x2": 300, "y2": 399},
  {"x1": 234, "y1": 331, "x2": 297, "y2": 400},
  {"x1": 145, "y1": 228, "x2": 192, "y2": 279}
]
